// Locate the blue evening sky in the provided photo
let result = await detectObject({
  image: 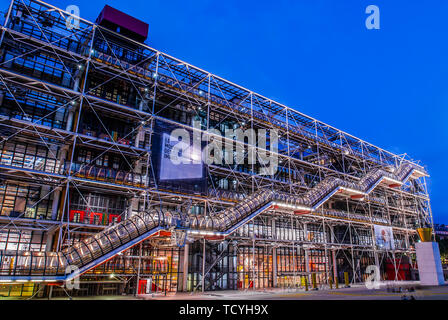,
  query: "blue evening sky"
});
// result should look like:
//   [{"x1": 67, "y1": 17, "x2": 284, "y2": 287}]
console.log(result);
[{"x1": 42, "y1": 0, "x2": 448, "y2": 222}]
